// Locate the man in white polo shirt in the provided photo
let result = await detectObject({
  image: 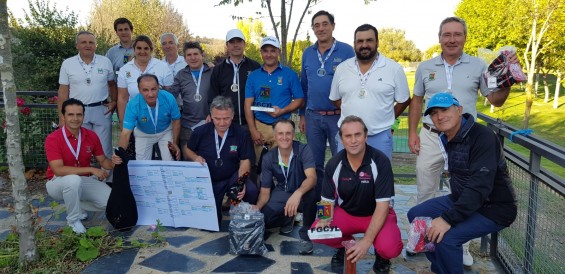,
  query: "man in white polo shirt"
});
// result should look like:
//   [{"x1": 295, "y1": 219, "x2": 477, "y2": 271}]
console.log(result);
[
  {"x1": 330, "y1": 24, "x2": 410, "y2": 161},
  {"x1": 58, "y1": 31, "x2": 116, "y2": 160}
]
